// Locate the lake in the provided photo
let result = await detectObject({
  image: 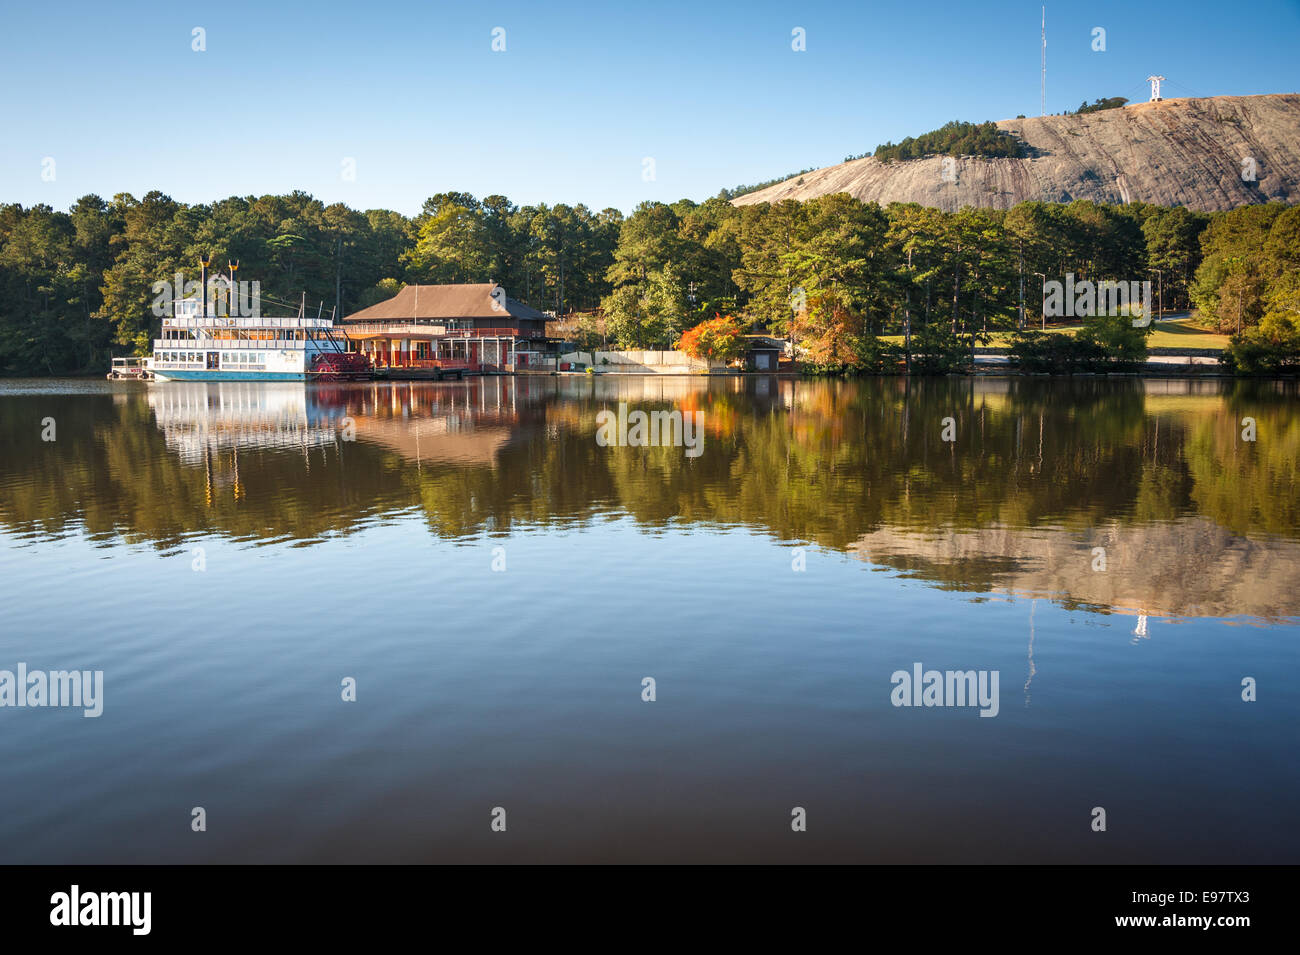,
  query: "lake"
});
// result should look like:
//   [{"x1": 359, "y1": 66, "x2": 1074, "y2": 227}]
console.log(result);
[{"x1": 0, "y1": 375, "x2": 1296, "y2": 863}]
